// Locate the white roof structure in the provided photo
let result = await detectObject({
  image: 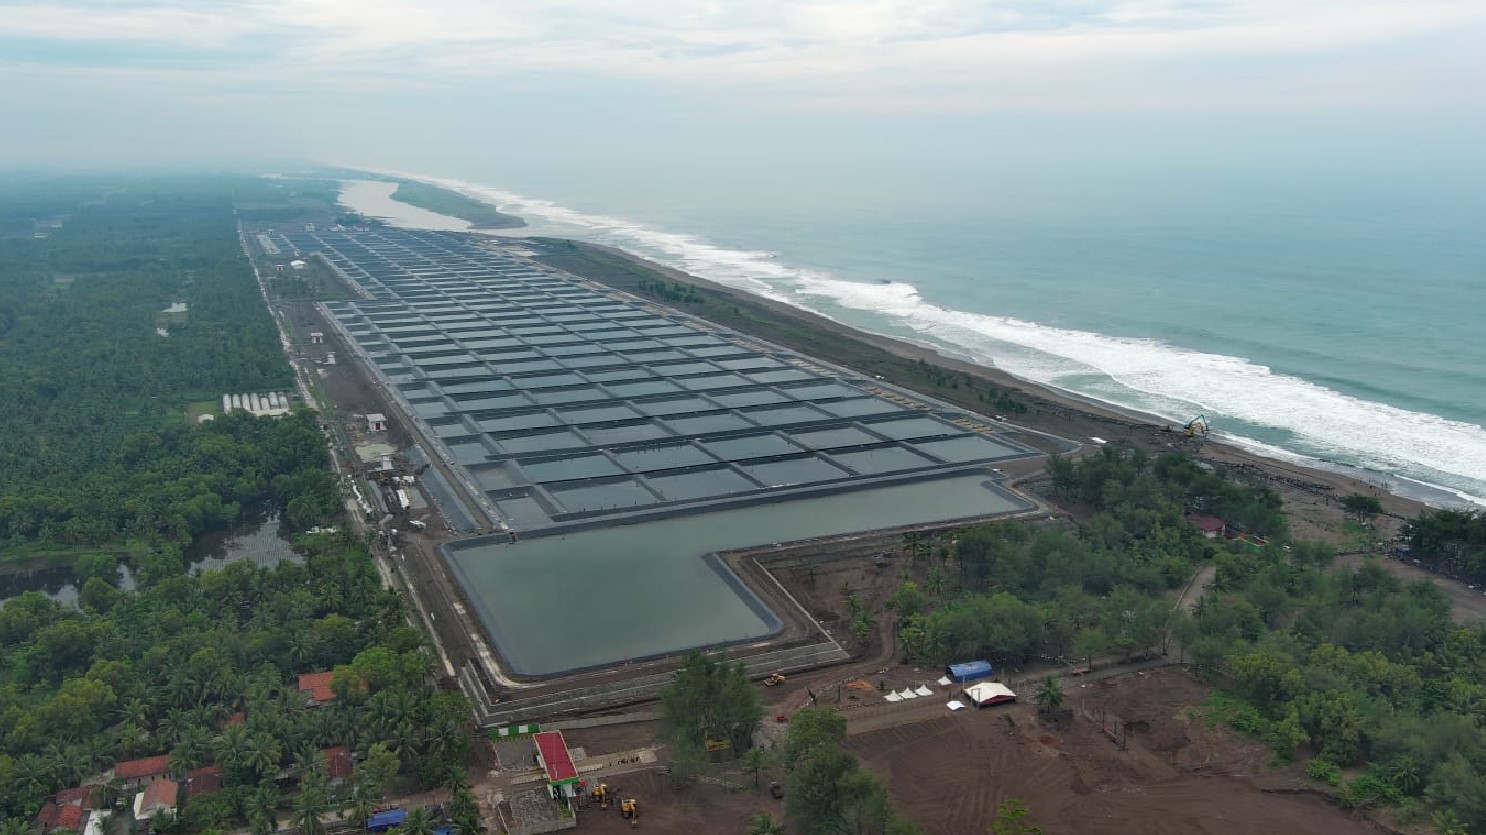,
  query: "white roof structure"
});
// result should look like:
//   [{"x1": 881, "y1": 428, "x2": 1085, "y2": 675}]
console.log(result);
[{"x1": 963, "y1": 682, "x2": 1018, "y2": 706}]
